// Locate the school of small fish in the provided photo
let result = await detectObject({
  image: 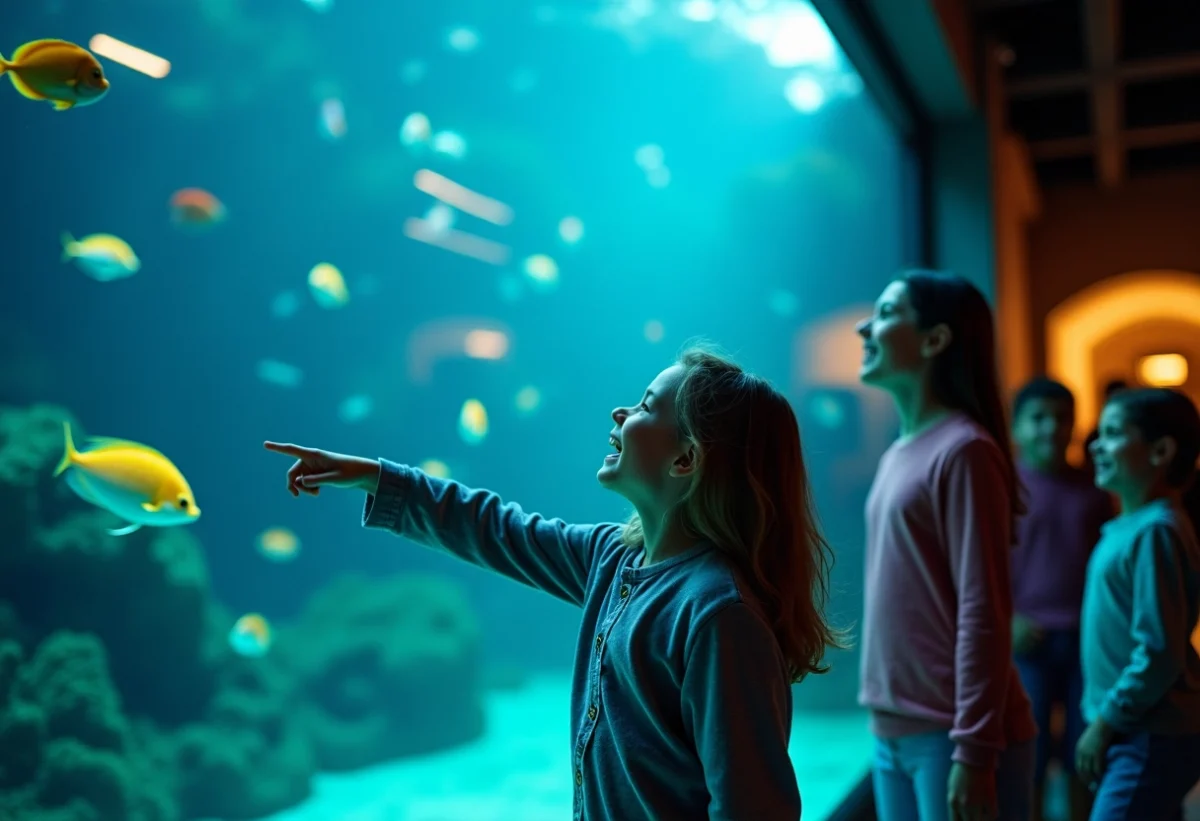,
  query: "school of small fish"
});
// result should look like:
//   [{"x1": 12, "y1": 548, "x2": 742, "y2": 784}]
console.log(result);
[
  {"x1": 13, "y1": 9, "x2": 825, "y2": 659},
  {"x1": 11, "y1": 25, "x2": 623, "y2": 658}
]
